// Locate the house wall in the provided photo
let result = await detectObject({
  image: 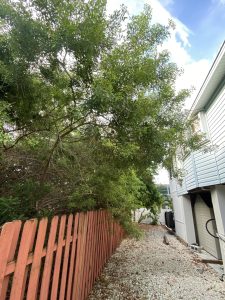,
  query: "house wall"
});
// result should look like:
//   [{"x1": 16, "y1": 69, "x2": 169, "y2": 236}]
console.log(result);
[
  {"x1": 174, "y1": 85, "x2": 225, "y2": 195},
  {"x1": 170, "y1": 43, "x2": 225, "y2": 264},
  {"x1": 174, "y1": 150, "x2": 221, "y2": 195},
  {"x1": 194, "y1": 195, "x2": 221, "y2": 259},
  {"x1": 211, "y1": 185, "x2": 225, "y2": 266},
  {"x1": 170, "y1": 179, "x2": 196, "y2": 245},
  {"x1": 206, "y1": 85, "x2": 225, "y2": 148},
  {"x1": 215, "y1": 147, "x2": 225, "y2": 183},
  {"x1": 172, "y1": 84, "x2": 225, "y2": 196}
]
